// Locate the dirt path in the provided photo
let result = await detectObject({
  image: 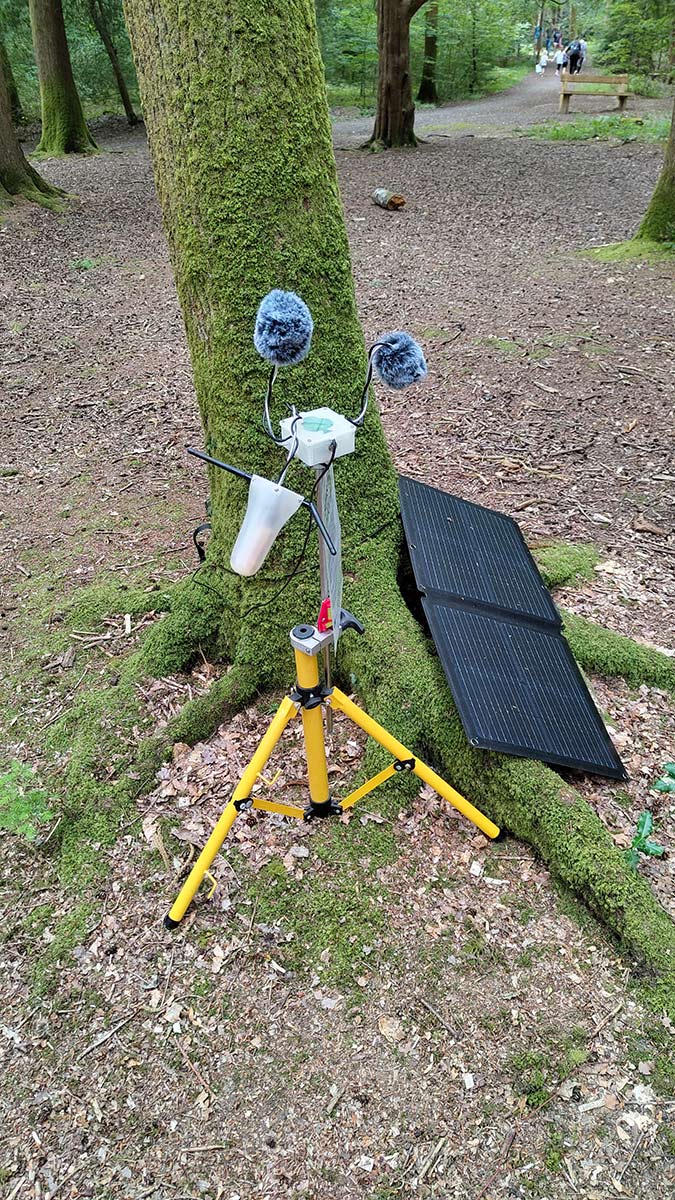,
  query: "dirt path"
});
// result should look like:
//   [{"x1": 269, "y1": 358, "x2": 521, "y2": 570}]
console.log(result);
[{"x1": 1, "y1": 82, "x2": 674, "y2": 1200}]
